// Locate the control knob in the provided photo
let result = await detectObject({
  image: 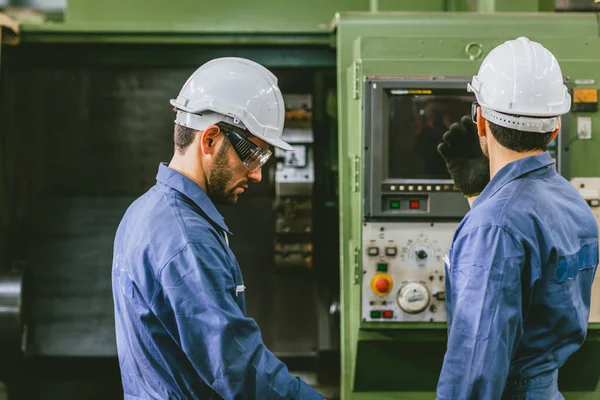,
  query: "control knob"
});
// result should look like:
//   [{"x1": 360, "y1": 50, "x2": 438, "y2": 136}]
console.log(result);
[
  {"x1": 397, "y1": 282, "x2": 430, "y2": 314},
  {"x1": 416, "y1": 250, "x2": 428, "y2": 260}
]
